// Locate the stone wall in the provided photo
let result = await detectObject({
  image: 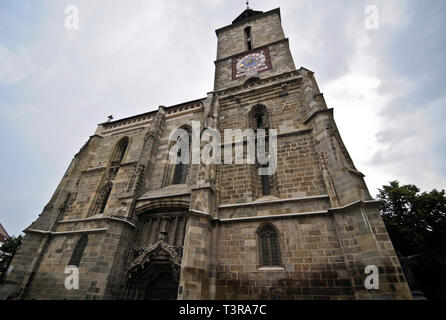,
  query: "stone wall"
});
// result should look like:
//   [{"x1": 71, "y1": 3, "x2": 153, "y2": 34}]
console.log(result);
[{"x1": 215, "y1": 215, "x2": 354, "y2": 300}]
